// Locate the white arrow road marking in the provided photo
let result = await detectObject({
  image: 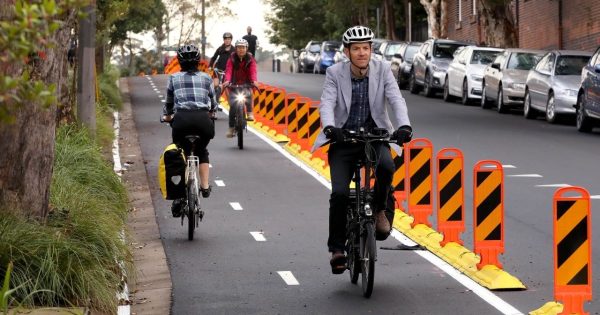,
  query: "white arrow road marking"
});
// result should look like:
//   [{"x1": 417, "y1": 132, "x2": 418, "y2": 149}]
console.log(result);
[
  {"x1": 229, "y1": 202, "x2": 243, "y2": 211},
  {"x1": 250, "y1": 231, "x2": 266, "y2": 241},
  {"x1": 215, "y1": 180, "x2": 225, "y2": 187},
  {"x1": 507, "y1": 174, "x2": 543, "y2": 178},
  {"x1": 277, "y1": 271, "x2": 299, "y2": 285},
  {"x1": 536, "y1": 184, "x2": 571, "y2": 188}
]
